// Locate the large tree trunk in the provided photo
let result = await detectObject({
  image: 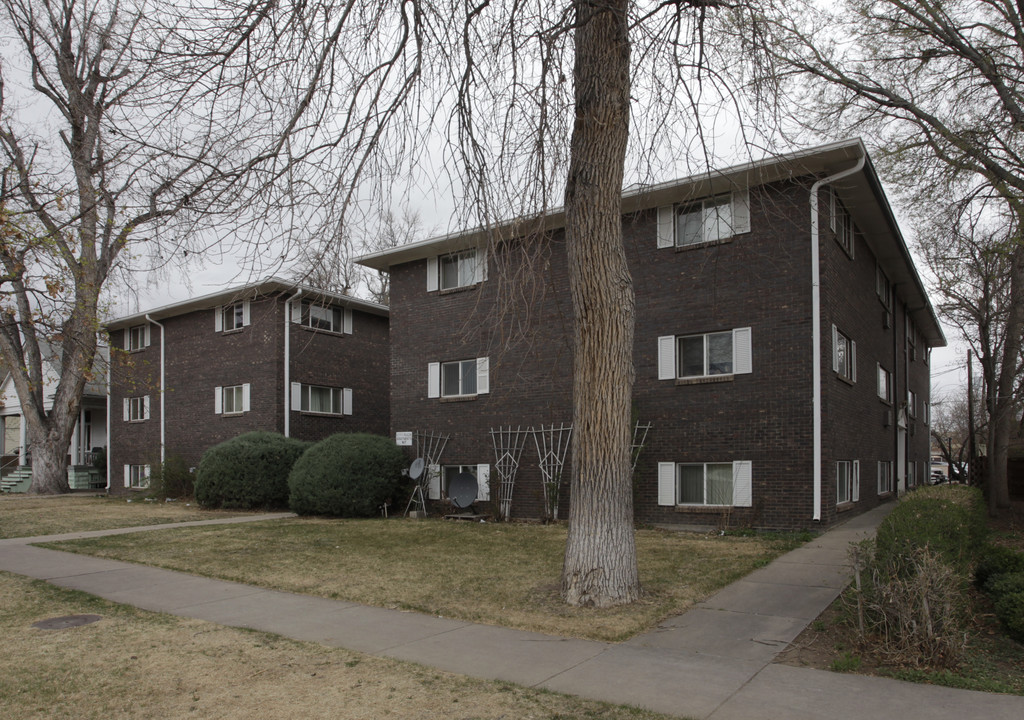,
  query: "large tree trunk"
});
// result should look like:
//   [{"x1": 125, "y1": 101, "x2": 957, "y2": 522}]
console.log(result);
[
  {"x1": 560, "y1": 0, "x2": 639, "y2": 608},
  {"x1": 27, "y1": 434, "x2": 72, "y2": 495},
  {"x1": 988, "y1": 242, "x2": 1024, "y2": 514}
]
